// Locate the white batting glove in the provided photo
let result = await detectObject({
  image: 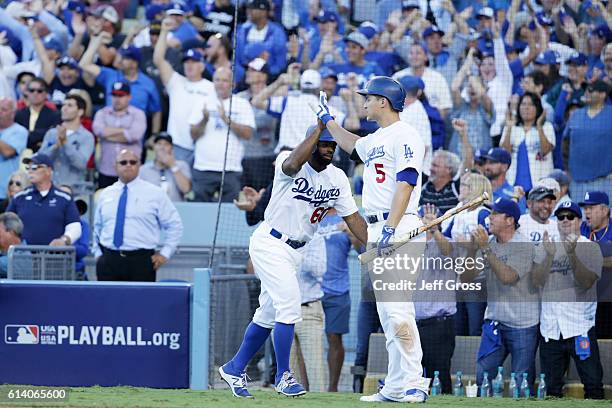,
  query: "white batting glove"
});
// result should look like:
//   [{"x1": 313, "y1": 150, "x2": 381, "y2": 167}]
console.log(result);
[{"x1": 315, "y1": 91, "x2": 335, "y2": 125}]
